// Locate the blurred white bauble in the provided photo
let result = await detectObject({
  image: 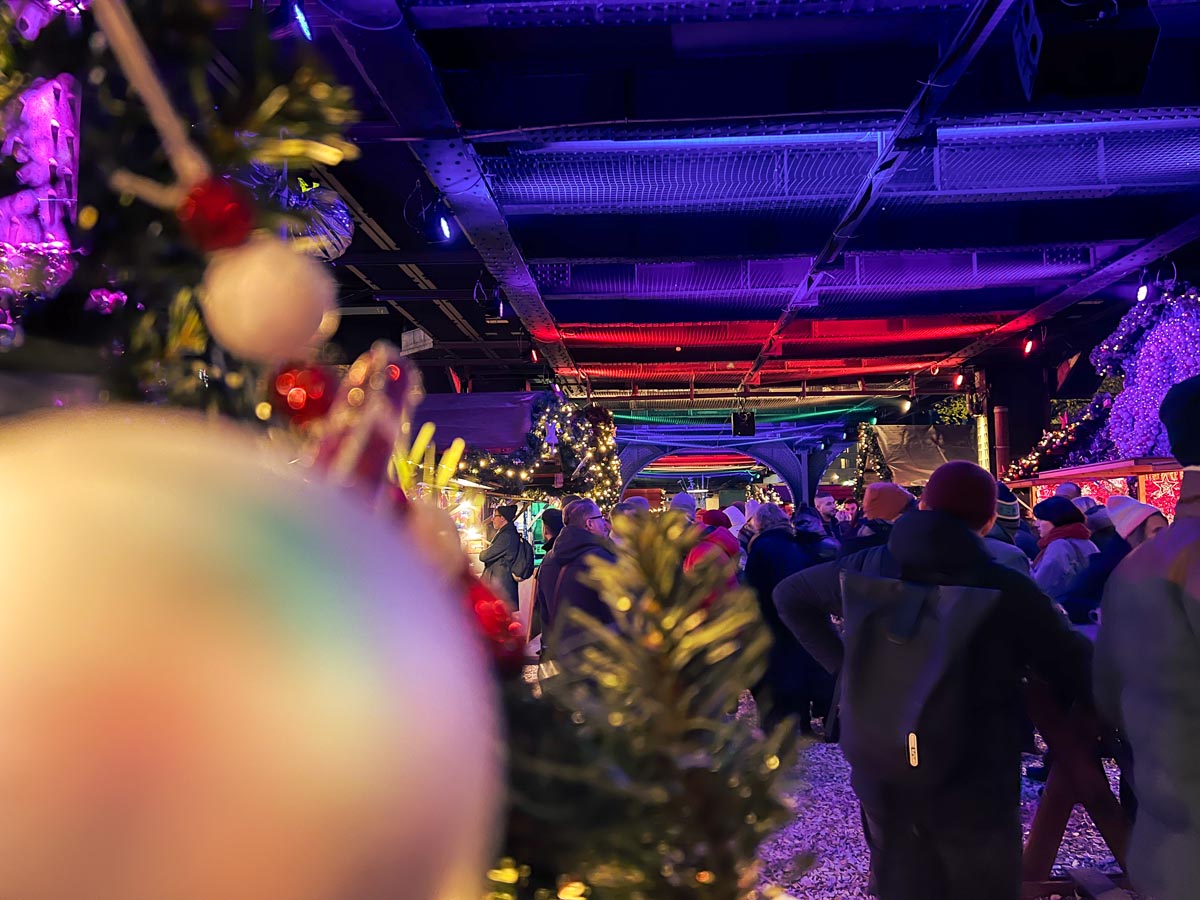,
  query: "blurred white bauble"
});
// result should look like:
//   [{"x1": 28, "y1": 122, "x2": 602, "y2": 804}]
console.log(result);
[
  {"x1": 200, "y1": 234, "x2": 337, "y2": 363},
  {"x1": 0, "y1": 407, "x2": 500, "y2": 900}
]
